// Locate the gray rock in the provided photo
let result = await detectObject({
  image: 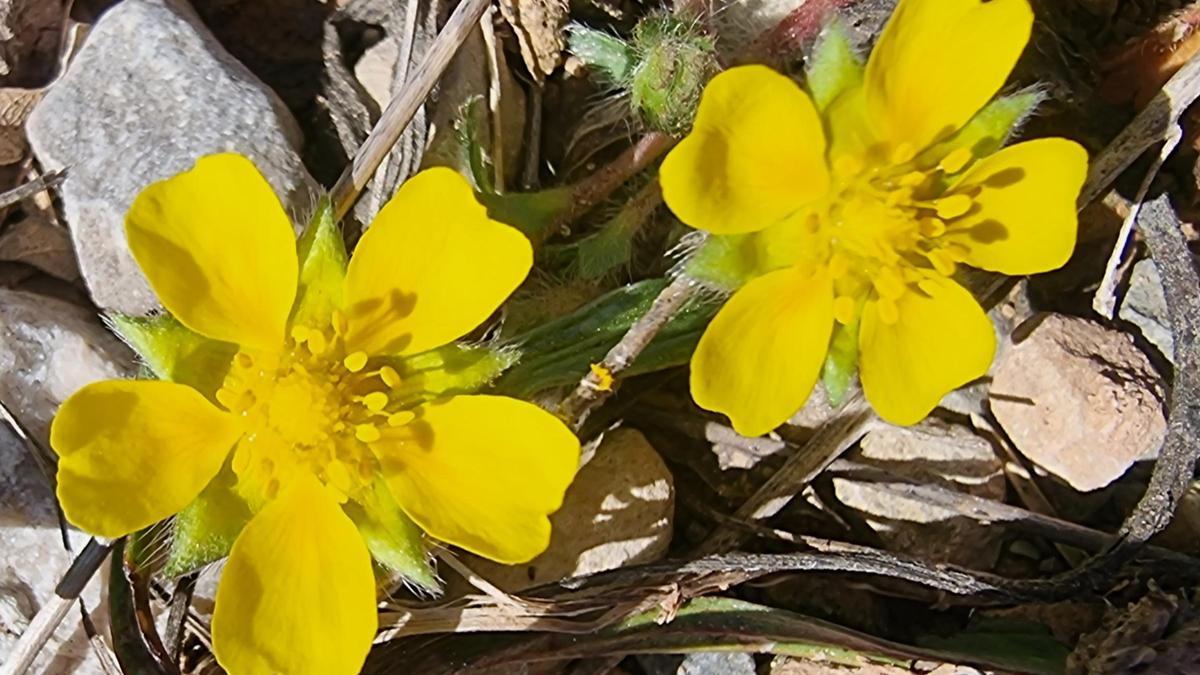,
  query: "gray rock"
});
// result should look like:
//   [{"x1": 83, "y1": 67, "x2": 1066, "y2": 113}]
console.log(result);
[
  {"x1": 0, "y1": 425, "x2": 104, "y2": 674},
  {"x1": 1119, "y1": 258, "x2": 1175, "y2": 365},
  {"x1": 465, "y1": 428, "x2": 673, "y2": 591},
  {"x1": 991, "y1": 313, "x2": 1166, "y2": 492},
  {"x1": 641, "y1": 652, "x2": 756, "y2": 675},
  {"x1": 27, "y1": 0, "x2": 317, "y2": 315},
  {"x1": 0, "y1": 289, "x2": 133, "y2": 444},
  {"x1": 832, "y1": 419, "x2": 1006, "y2": 568}
]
